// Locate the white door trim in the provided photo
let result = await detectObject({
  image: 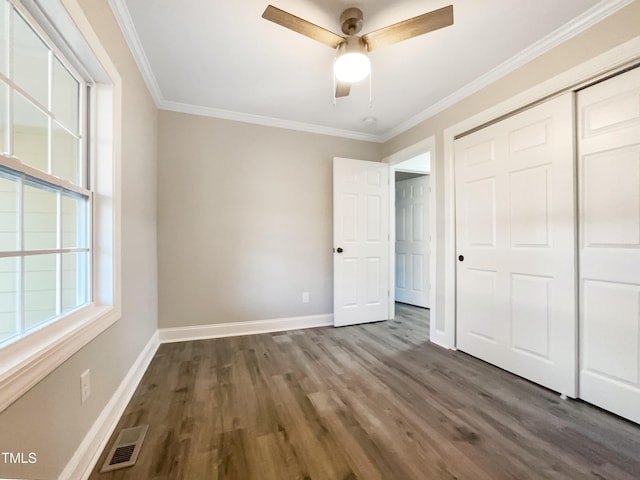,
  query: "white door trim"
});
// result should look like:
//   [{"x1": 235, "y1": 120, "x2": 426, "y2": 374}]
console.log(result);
[
  {"x1": 440, "y1": 35, "x2": 640, "y2": 350},
  {"x1": 384, "y1": 137, "x2": 437, "y2": 337}
]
